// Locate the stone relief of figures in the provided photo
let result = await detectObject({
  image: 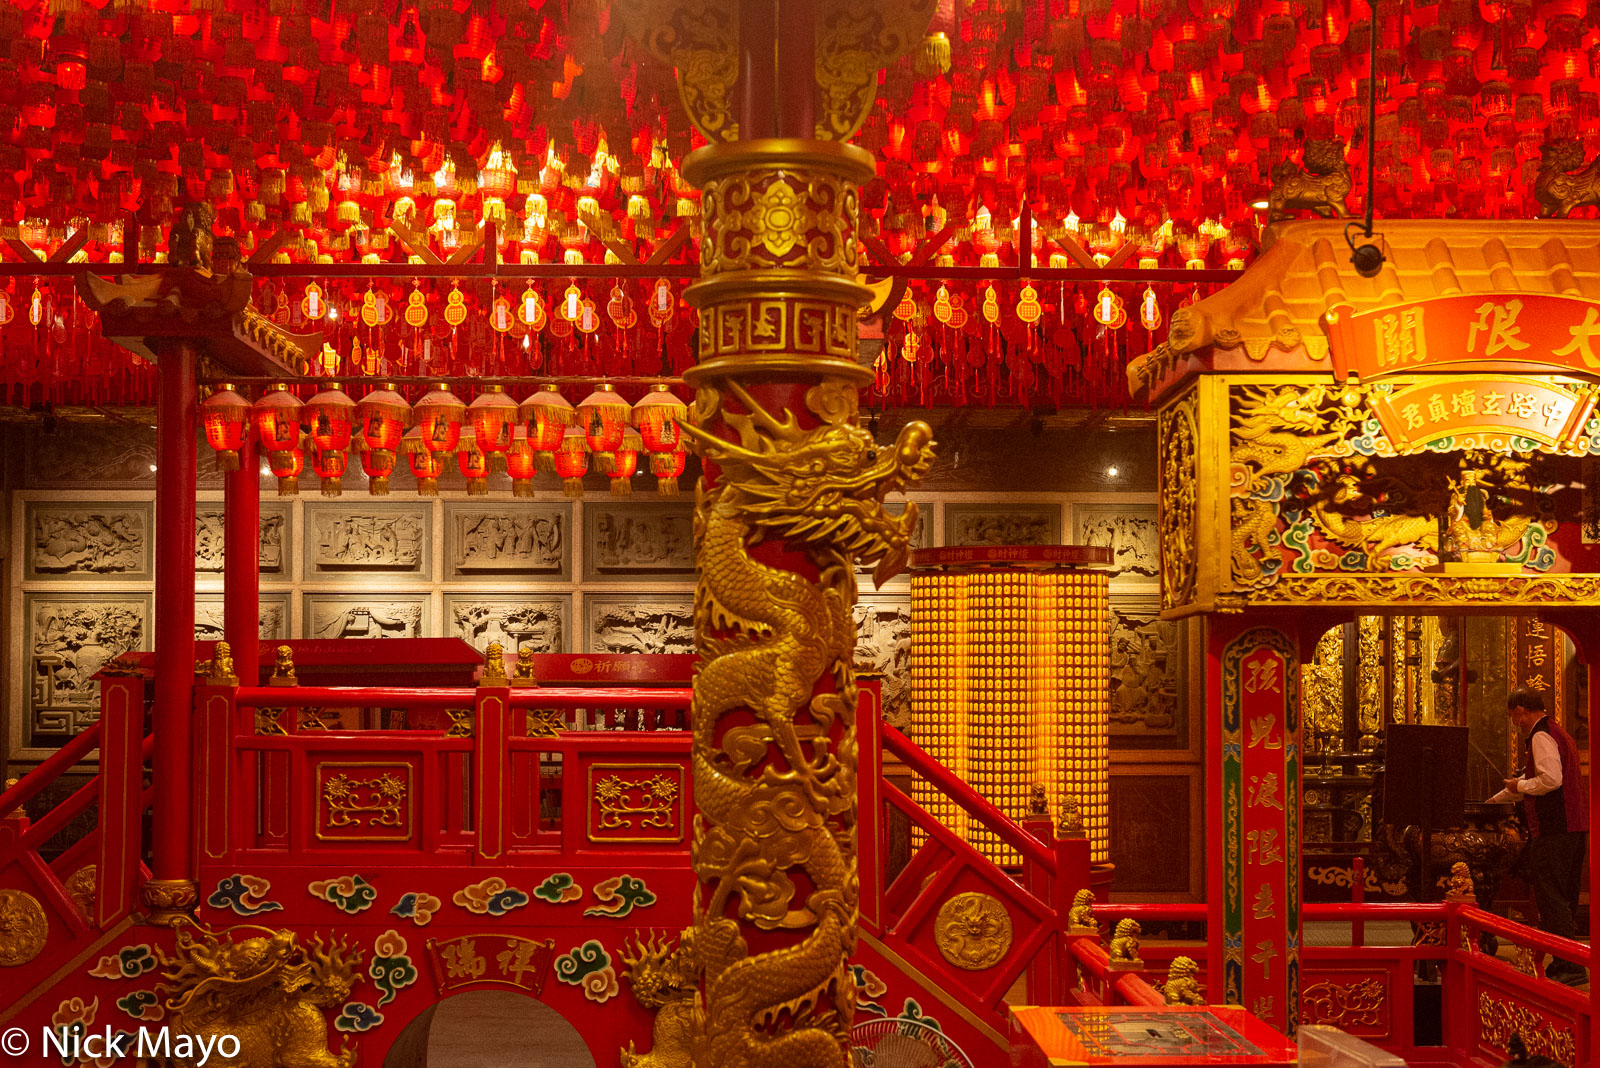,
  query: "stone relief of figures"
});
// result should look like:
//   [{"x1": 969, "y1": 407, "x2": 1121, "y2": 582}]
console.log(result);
[
  {"x1": 450, "y1": 509, "x2": 564, "y2": 572},
  {"x1": 28, "y1": 505, "x2": 152, "y2": 579},
  {"x1": 448, "y1": 598, "x2": 566, "y2": 653},
  {"x1": 1108, "y1": 604, "x2": 1182, "y2": 739},
  {"x1": 945, "y1": 506, "x2": 1057, "y2": 547},
  {"x1": 1078, "y1": 507, "x2": 1159, "y2": 579},
  {"x1": 25, "y1": 425, "x2": 157, "y2": 487},
  {"x1": 27, "y1": 596, "x2": 148, "y2": 738},
  {"x1": 195, "y1": 509, "x2": 287, "y2": 573},
  {"x1": 588, "y1": 507, "x2": 695, "y2": 572},
  {"x1": 307, "y1": 600, "x2": 424, "y2": 639},
  {"x1": 588, "y1": 600, "x2": 694, "y2": 654},
  {"x1": 853, "y1": 600, "x2": 913, "y2": 729},
  {"x1": 309, "y1": 510, "x2": 425, "y2": 570},
  {"x1": 195, "y1": 598, "x2": 287, "y2": 641}
]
